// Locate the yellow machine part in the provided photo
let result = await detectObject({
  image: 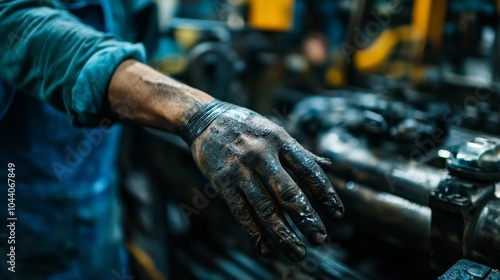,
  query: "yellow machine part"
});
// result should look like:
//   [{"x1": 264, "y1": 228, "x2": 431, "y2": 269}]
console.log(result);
[
  {"x1": 351, "y1": 0, "x2": 446, "y2": 84},
  {"x1": 411, "y1": 0, "x2": 447, "y2": 58},
  {"x1": 249, "y1": 0, "x2": 294, "y2": 32},
  {"x1": 354, "y1": 26, "x2": 413, "y2": 73}
]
